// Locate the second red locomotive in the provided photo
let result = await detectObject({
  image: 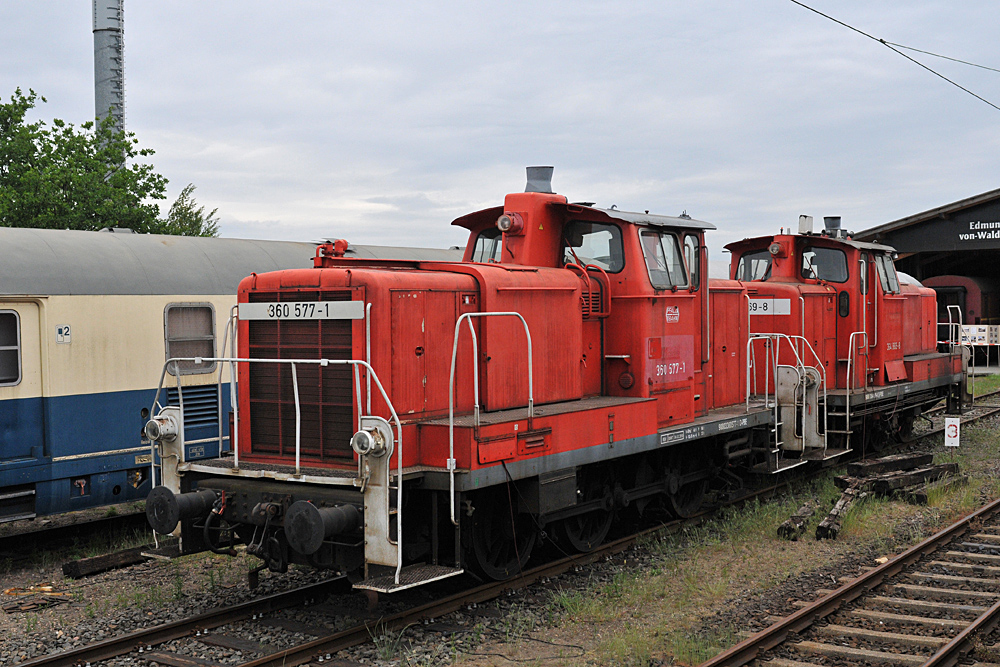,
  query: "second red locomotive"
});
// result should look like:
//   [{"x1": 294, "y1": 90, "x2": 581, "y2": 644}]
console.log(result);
[{"x1": 144, "y1": 168, "x2": 964, "y2": 591}]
